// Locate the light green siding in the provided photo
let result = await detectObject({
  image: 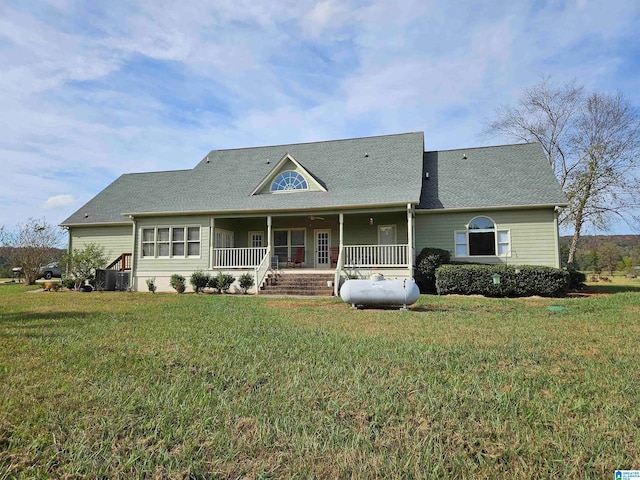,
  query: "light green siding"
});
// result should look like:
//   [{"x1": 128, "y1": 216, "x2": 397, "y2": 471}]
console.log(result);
[
  {"x1": 415, "y1": 208, "x2": 559, "y2": 267},
  {"x1": 135, "y1": 216, "x2": 211, "y2": 274},
  {"x1": 69, "y1": 225, "x2": 133, "y2": 263},
  {"x1": 343, "y1": 212, "x2": 408, "y2": 245}
]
